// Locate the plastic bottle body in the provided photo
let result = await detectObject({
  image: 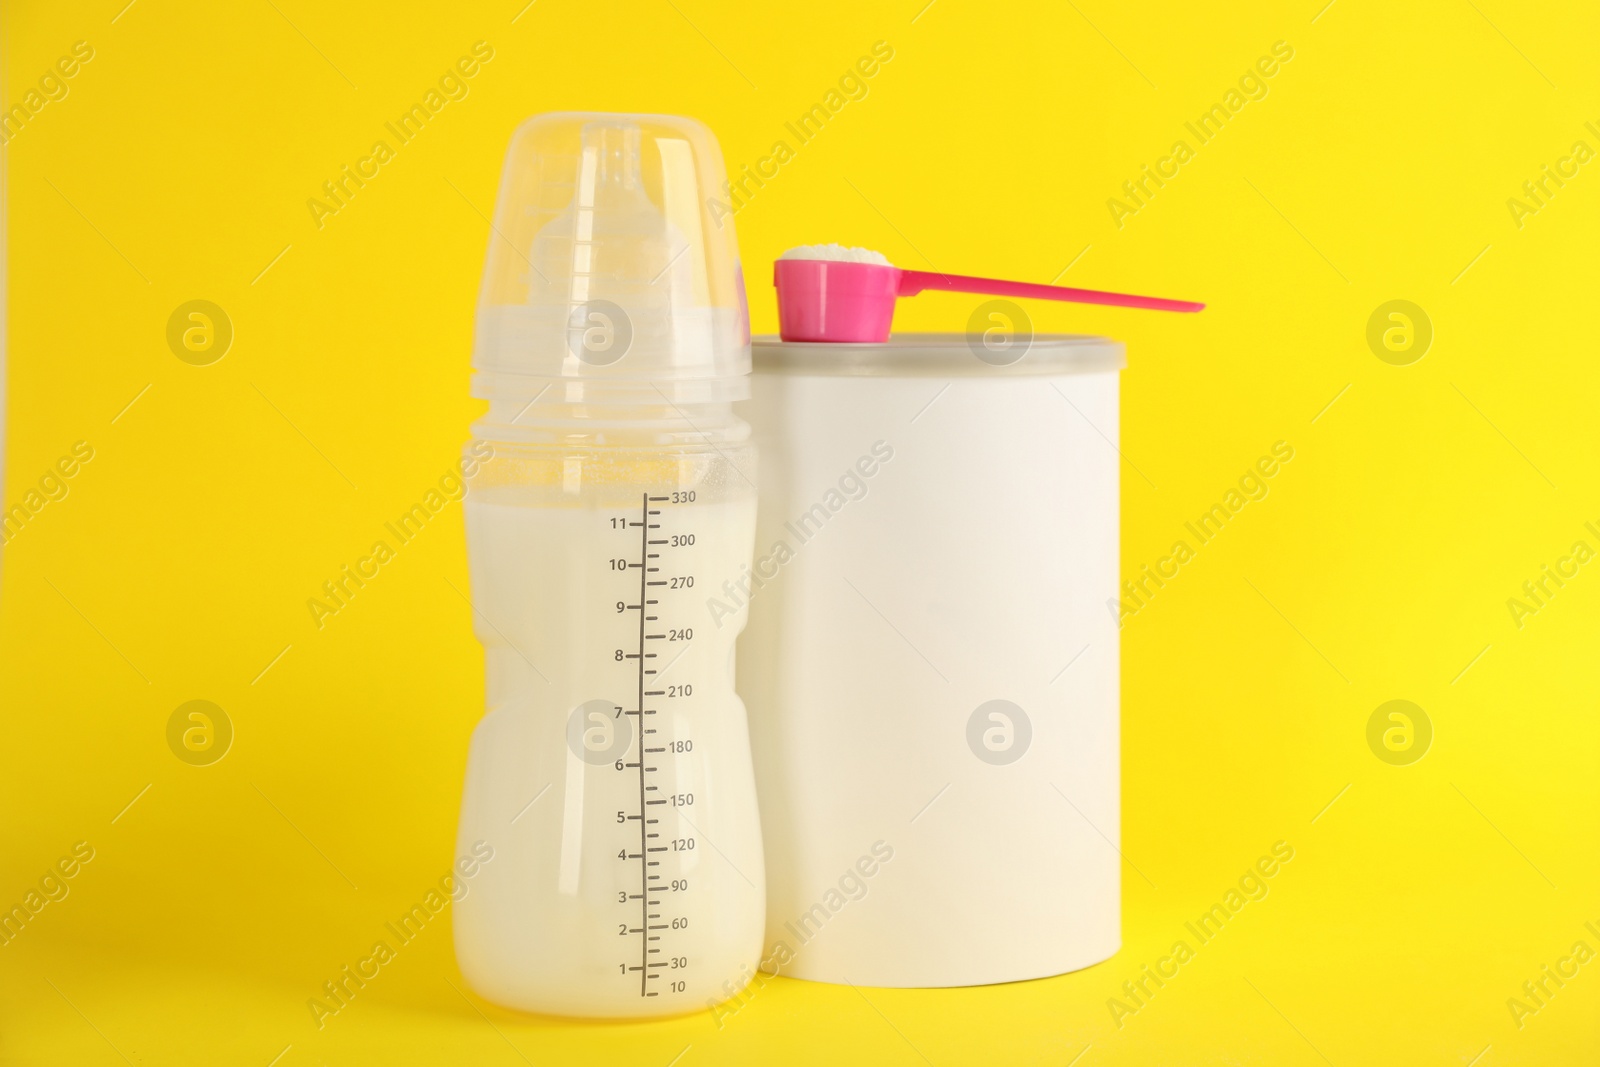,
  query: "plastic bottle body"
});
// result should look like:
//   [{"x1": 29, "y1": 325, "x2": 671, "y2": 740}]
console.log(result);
[{"x1": 454, "y1": 406, "x2": 763, "y2": 1018}]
